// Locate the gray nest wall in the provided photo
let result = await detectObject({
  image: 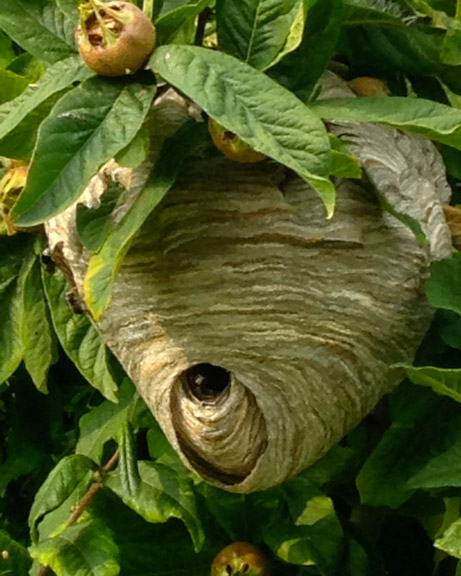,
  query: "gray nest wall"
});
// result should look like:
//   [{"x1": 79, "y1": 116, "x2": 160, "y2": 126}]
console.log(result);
[{"x1": 45, "y1": 74, "x2": 452, "y2": 493}]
